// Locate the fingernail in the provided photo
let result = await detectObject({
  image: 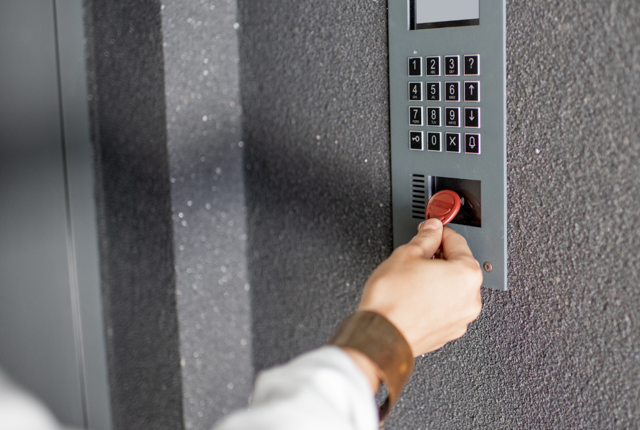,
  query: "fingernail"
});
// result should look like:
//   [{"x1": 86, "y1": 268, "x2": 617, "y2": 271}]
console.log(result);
[{"x1": 420, "y1": 218, "x2": 442, "y2": 231}]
